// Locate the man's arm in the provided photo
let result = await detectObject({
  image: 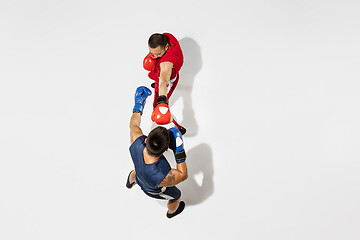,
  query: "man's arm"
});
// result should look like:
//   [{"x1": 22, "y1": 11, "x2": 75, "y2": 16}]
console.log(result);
[
  {"x1": 158, "y1": 162, "x2": 188, "y2": 187},
  {"x1": 158, "y1": 61, "x2": 173, "y2": 96},
  {"x1": 130, "y1": 112, "x2": 143, "y2": 144},
  {"x1": 151, "y1": 62, "x2": 173, "y2": 125},
  {"x1": 158, "y1": 127, "x2": 188, "y2": 187}
]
